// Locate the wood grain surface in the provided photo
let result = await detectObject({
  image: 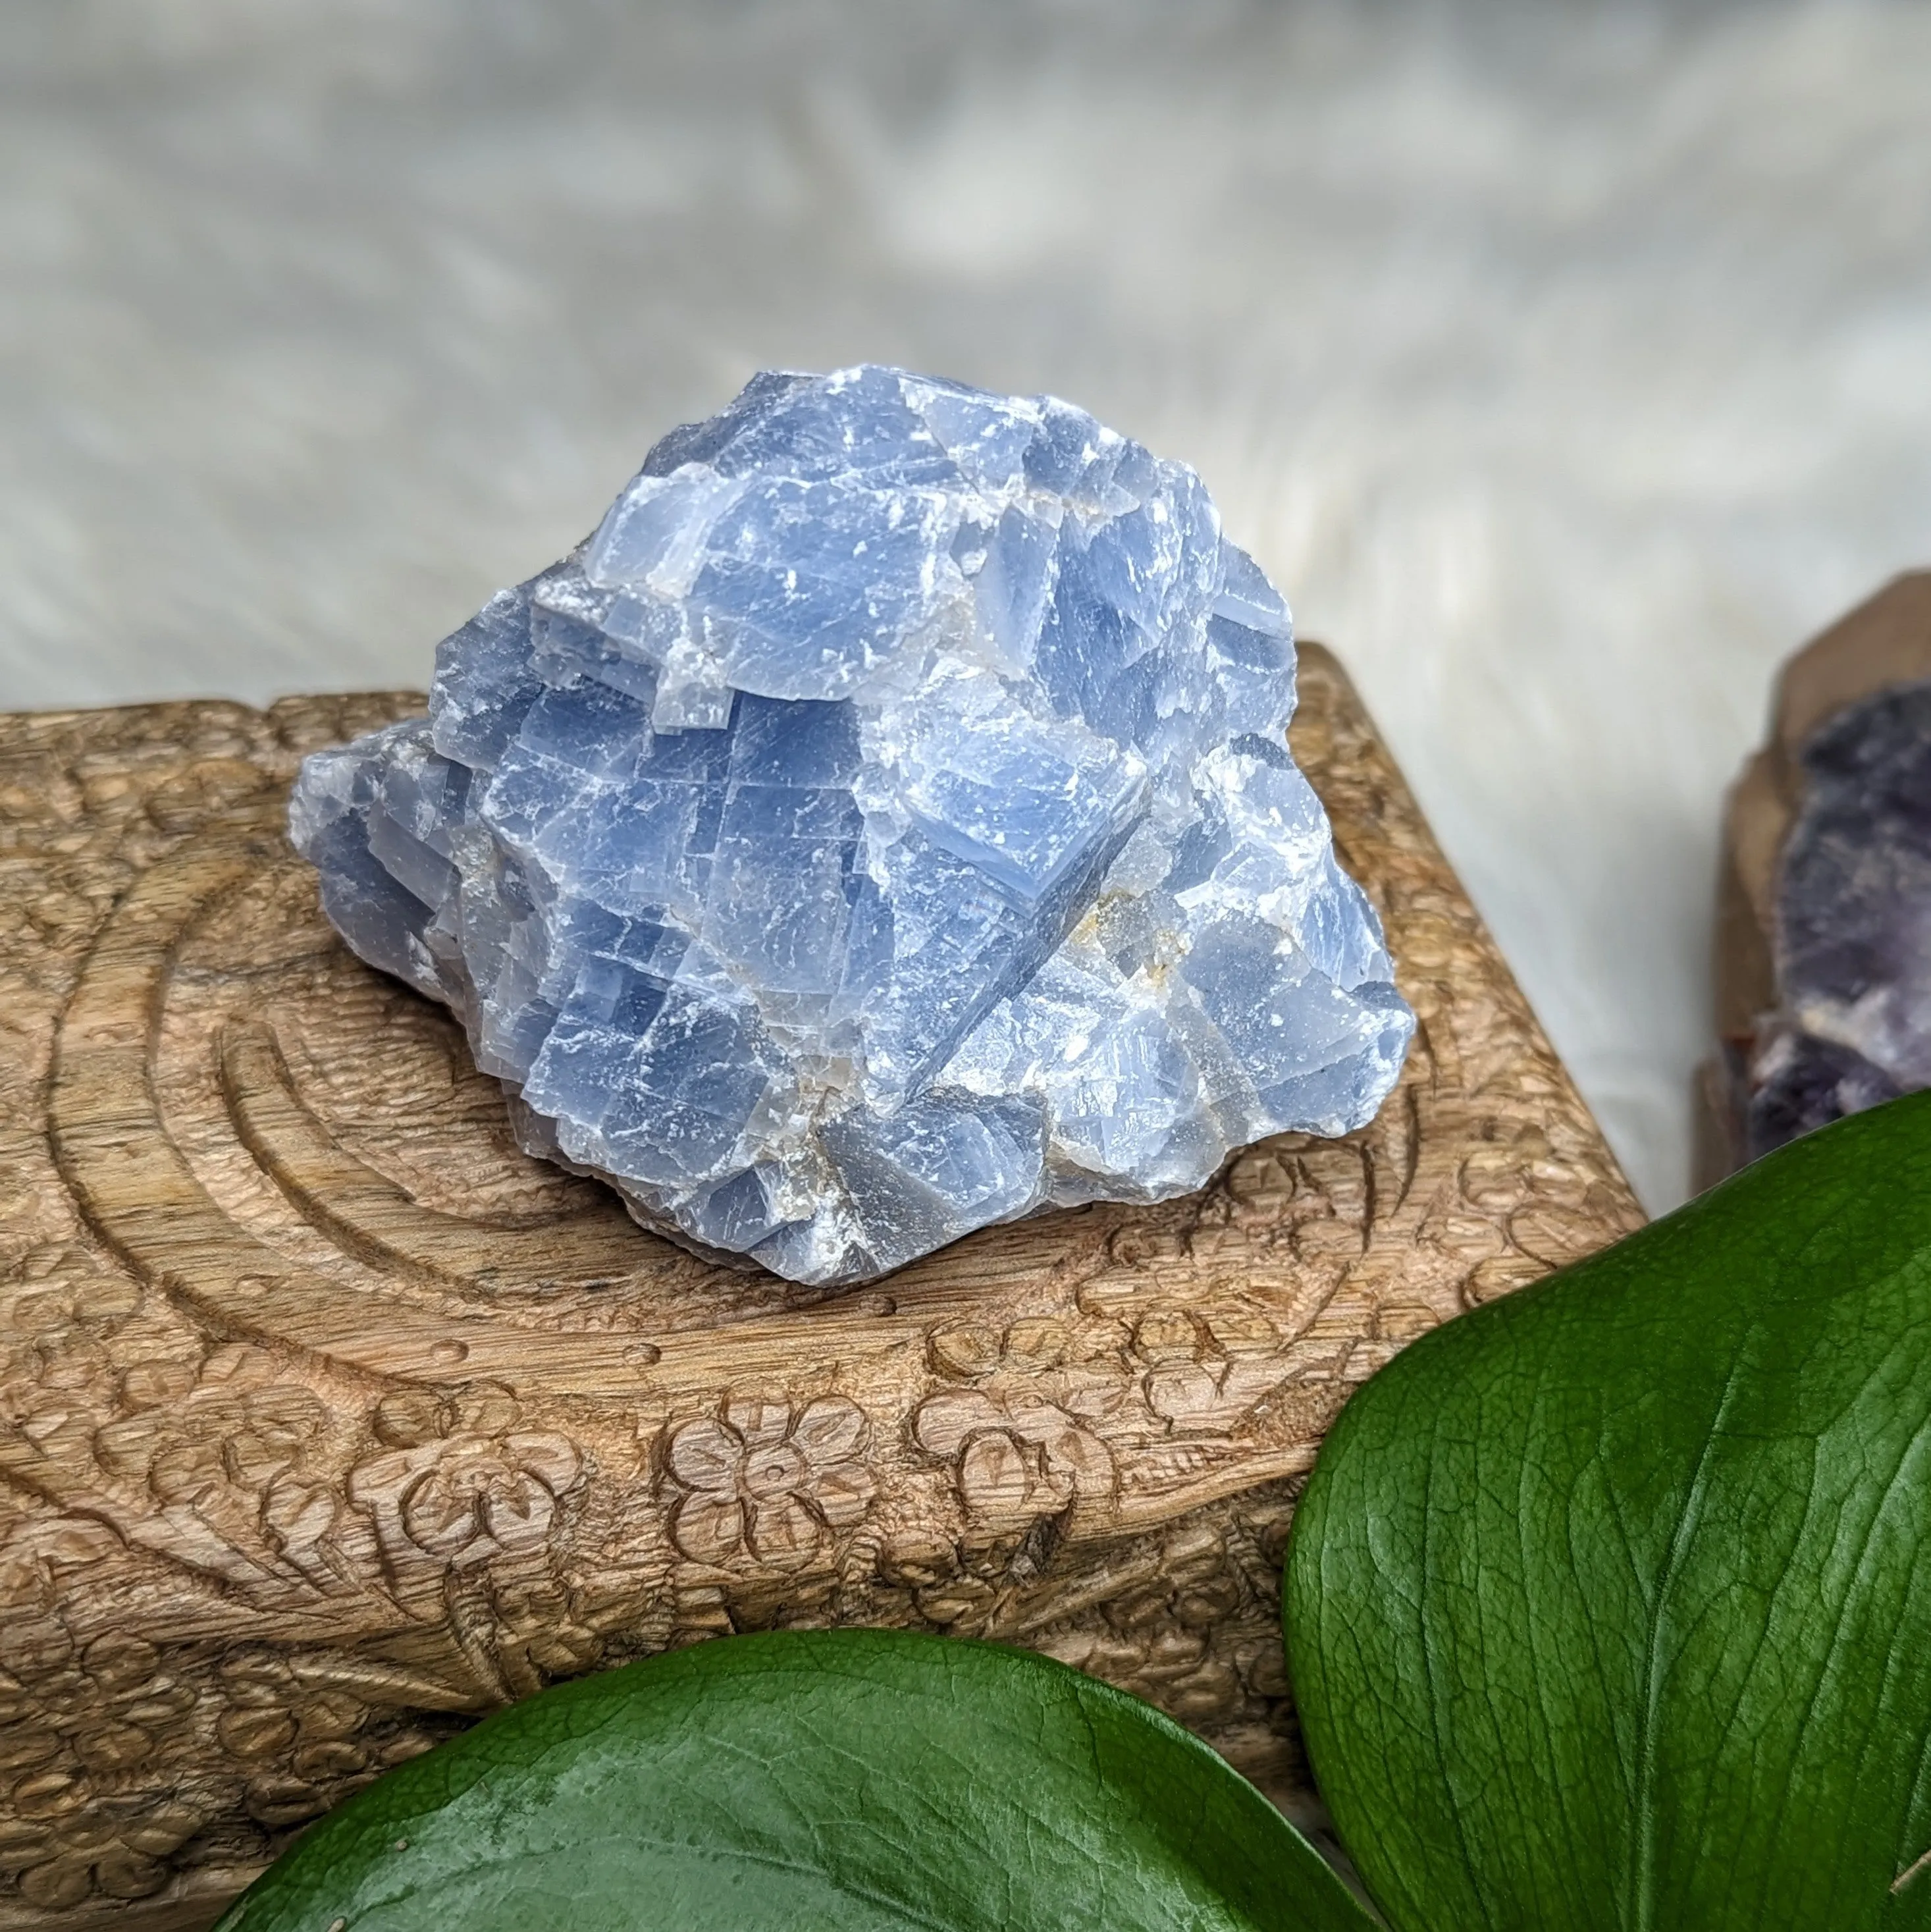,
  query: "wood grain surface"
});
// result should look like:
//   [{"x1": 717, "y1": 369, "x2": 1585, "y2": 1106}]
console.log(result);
[{"x1": 0, "y1": 646, "x2": 1643, "y2": 1928}]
